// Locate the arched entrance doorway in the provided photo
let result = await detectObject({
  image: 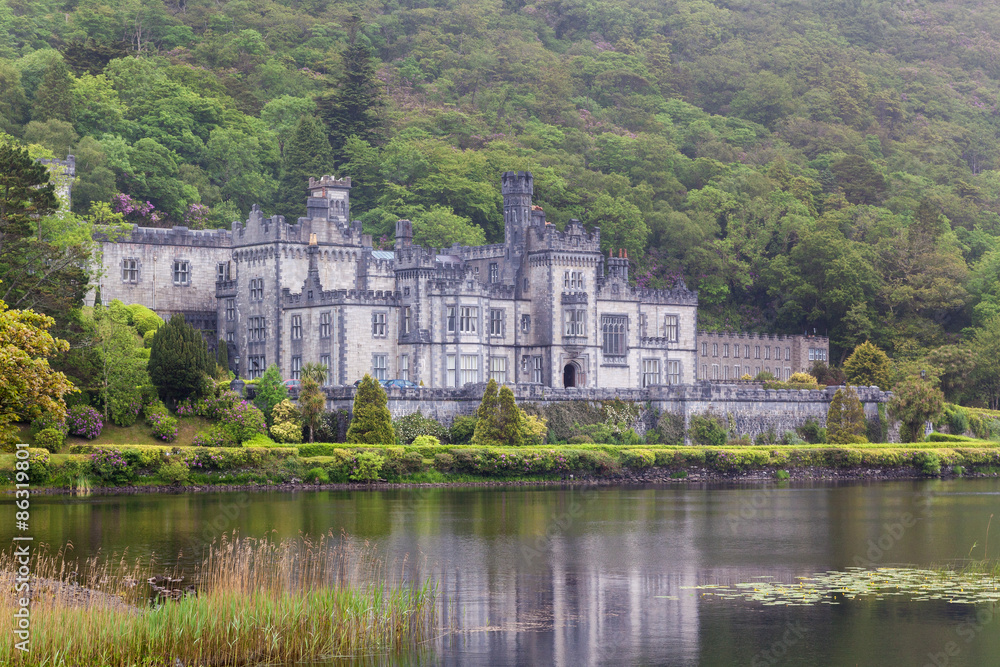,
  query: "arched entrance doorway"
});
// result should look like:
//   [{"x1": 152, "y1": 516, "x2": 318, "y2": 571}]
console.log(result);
[{"x1": 563, "y1": 362, "x2": 578, "y2": 388}]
